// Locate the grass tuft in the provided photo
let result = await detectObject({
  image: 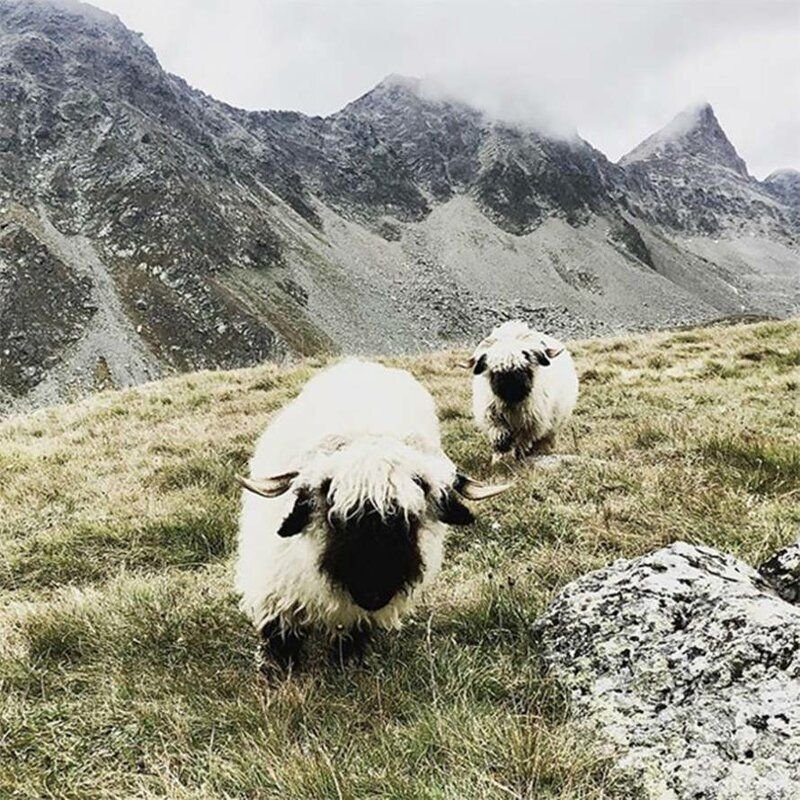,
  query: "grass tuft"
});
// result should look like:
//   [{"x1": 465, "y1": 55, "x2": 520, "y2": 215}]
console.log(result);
[{"x1": 698, "y1": 434, "x2": 800, "y2": 496}]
